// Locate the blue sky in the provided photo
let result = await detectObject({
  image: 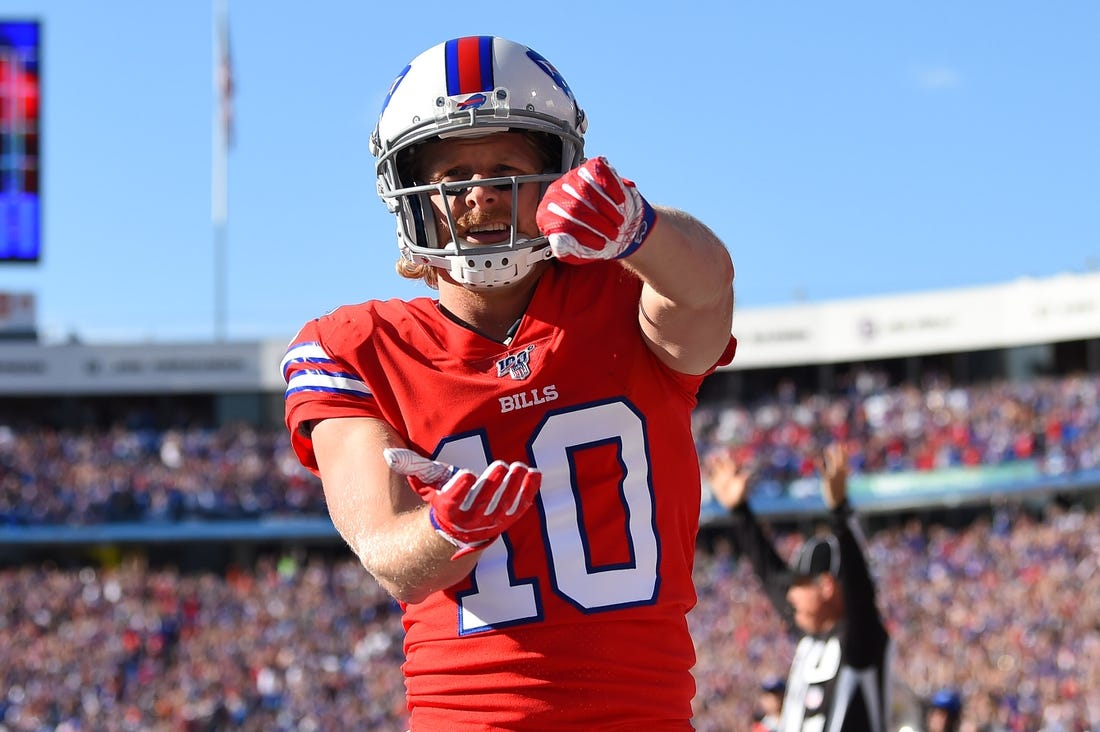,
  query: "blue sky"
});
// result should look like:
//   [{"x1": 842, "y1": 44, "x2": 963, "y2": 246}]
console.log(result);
[{"x1": 1, "y1": 1, "x2": 1097, "y2": 343}]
